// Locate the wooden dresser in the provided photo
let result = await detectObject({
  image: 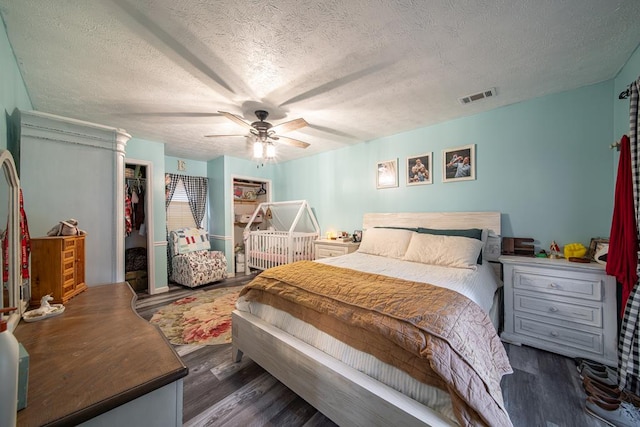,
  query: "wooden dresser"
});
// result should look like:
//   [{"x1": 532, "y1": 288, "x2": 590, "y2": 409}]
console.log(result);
[
  {"x1": 30, "y1": 235, "x2": 87, "y2": 306},
  {"x1": 500, "y1": 255, "x2": 617, "y2": 366}
]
